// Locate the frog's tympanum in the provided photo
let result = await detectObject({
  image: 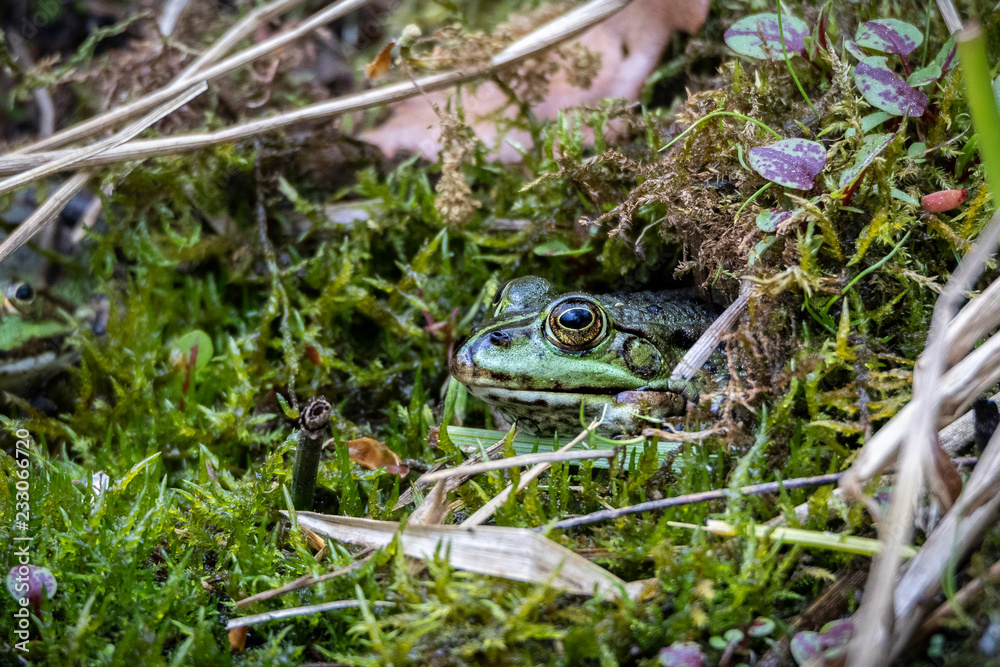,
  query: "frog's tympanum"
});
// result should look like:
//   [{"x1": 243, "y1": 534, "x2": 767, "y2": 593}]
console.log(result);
[{"x1": 450, "y1": 277, "x2": 722, "y2": 435}]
